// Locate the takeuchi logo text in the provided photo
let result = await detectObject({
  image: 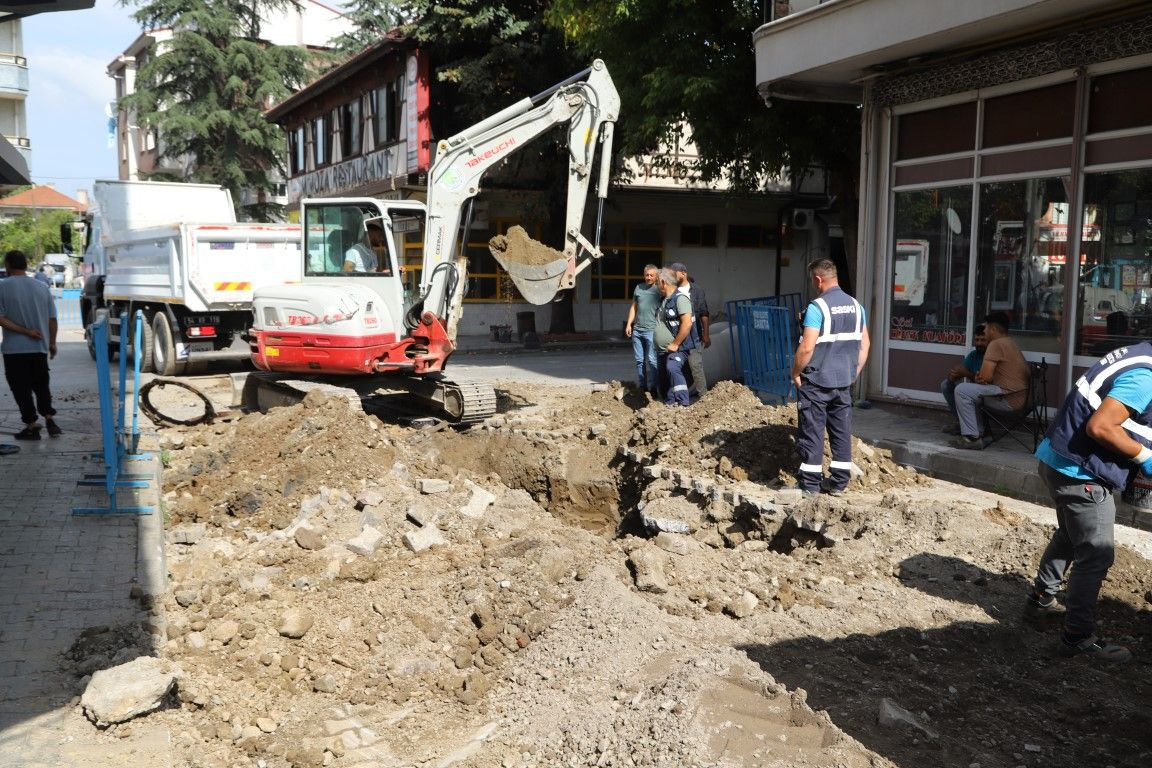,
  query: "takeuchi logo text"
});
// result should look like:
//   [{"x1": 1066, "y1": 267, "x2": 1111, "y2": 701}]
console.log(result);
[
  {"x1": 465, "y1": 137, "x2": 517, "y2": 168},
  {"x1": 286, "y1": 313, "x2": 353, "y2": 326}
]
